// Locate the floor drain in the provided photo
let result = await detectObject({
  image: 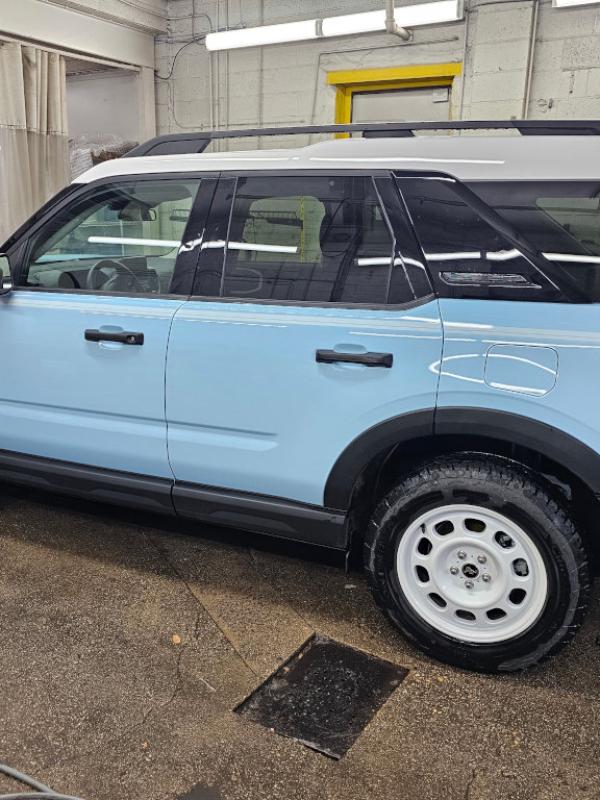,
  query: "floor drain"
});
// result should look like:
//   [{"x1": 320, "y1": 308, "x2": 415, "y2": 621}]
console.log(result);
[{"x1": 235, "y1": 634, "x2": 408, "y2": 759}]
